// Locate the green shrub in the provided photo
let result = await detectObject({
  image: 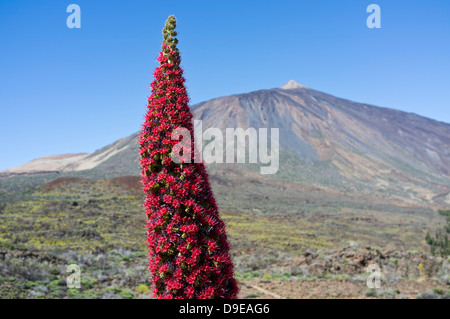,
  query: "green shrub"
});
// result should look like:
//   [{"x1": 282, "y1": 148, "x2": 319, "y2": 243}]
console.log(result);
[
  {"x1": 119, "y1": 288, "x2": 134, "y2": 299},
  {"x1": 366, "y1": 288, "x2": 377, "y2": 298},
  {"x1": 433, "y1": 287, "x2": 444, "y2": 295},
  {"x1": 136, "y1": 284, "x2": 150, "y2": 295}
]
